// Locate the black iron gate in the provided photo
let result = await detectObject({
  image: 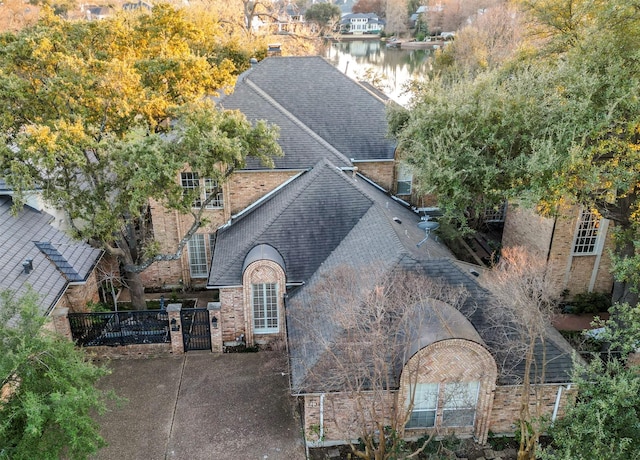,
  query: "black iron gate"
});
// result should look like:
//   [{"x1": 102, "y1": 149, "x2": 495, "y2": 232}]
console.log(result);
[{"x1": 180, "y1": 308, "x2": 211, "y2": 351}]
